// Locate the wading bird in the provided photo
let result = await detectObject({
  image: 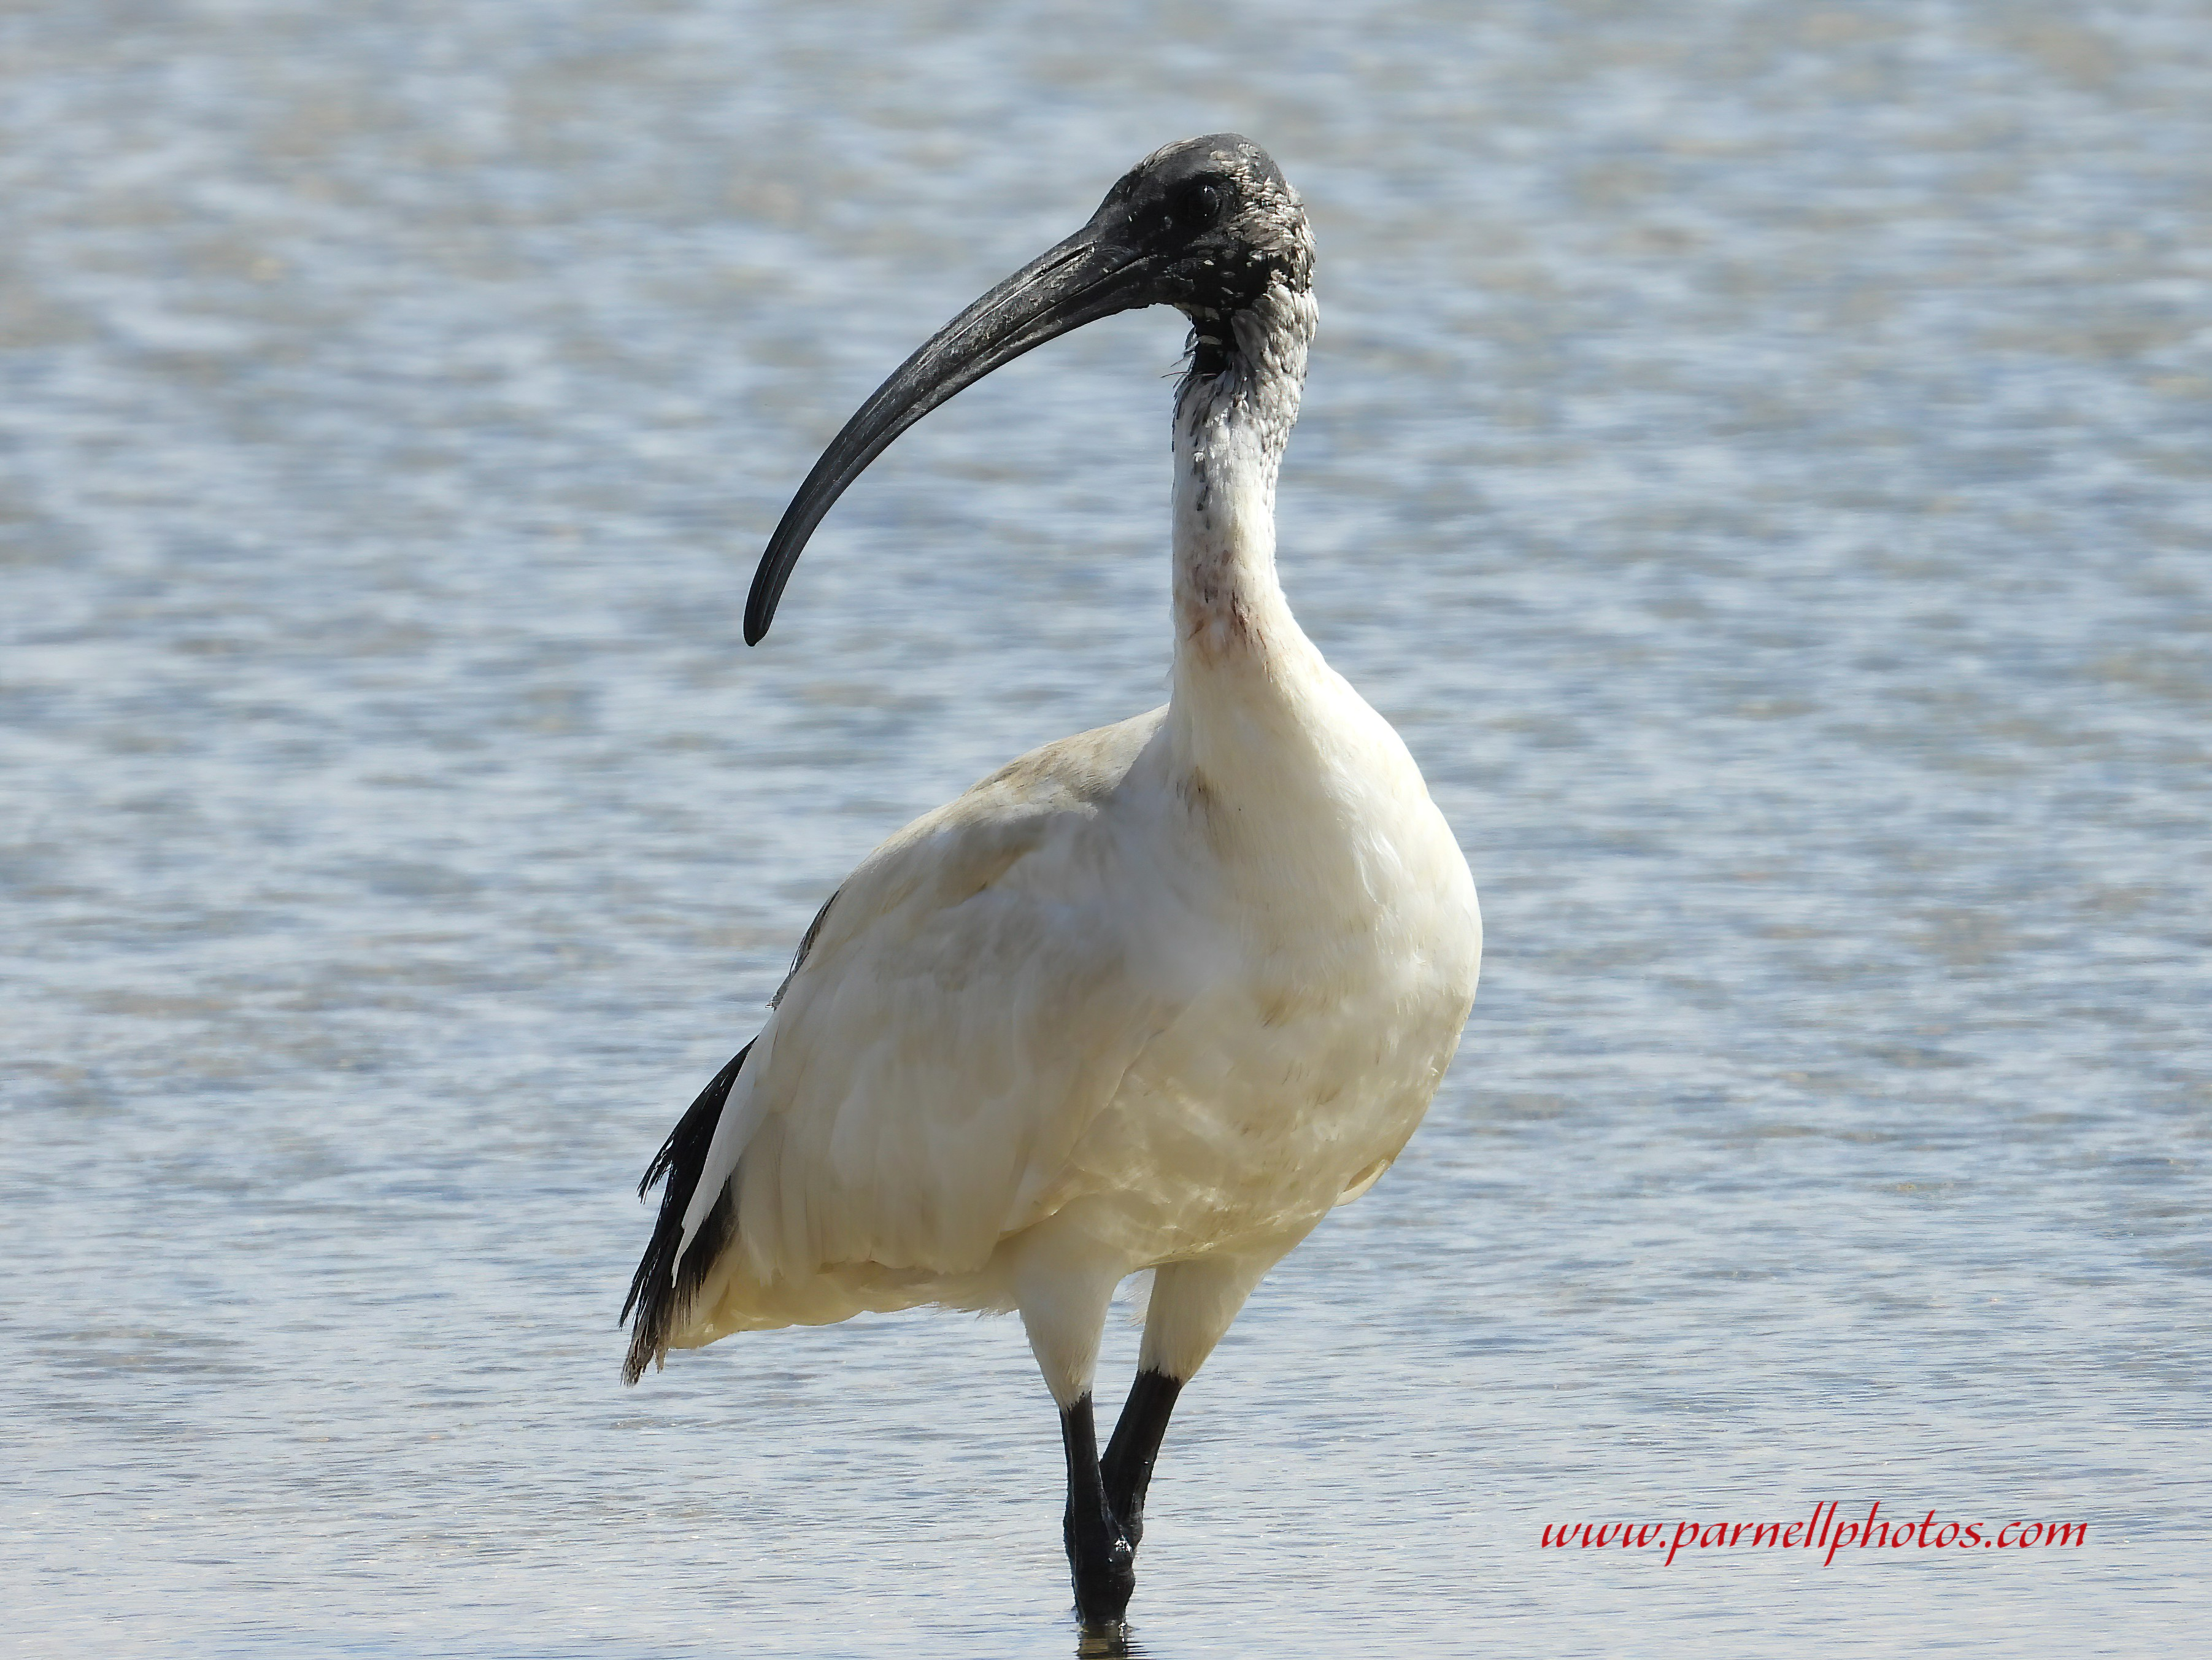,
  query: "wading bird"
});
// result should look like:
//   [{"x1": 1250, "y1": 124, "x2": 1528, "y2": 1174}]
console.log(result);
[{"x1": 622, "y1": 134, "x2": 1480, "y2": 1632}]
